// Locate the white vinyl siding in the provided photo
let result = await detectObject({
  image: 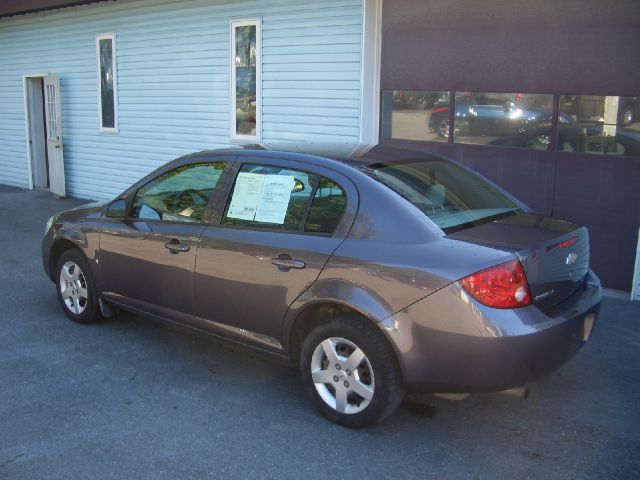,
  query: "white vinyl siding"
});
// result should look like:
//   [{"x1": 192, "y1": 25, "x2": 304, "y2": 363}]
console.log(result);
[{"x1": 0, "y1": 0, "x2": 363, "y2": 200}]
